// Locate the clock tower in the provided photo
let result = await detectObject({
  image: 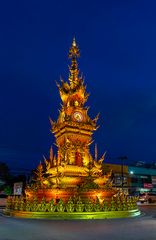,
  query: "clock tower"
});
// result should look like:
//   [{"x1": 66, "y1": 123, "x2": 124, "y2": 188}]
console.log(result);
[
  {"x1": 25, "y1": 39, "x2": 115, "y2": 202},
  {"x1": 51, "y1": 38, "x2": 98, "y2": 168}
]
